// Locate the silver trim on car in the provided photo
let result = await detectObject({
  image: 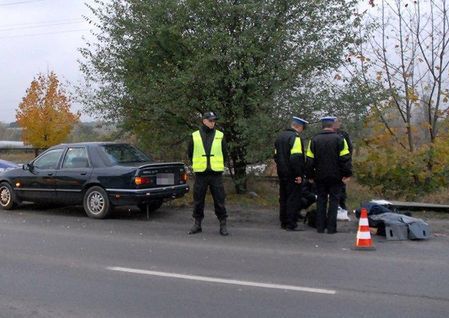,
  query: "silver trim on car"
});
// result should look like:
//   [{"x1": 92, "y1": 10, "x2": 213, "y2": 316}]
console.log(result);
[
  {"x1": 14, "y1": 188, "x2": 82, "y2": 192},
  {"x1": 105, "y1": 184, "x2": 189, "y2": 193},
  {"x1": 14, "y1": 188, "x2": 54, "y2": 192}
]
